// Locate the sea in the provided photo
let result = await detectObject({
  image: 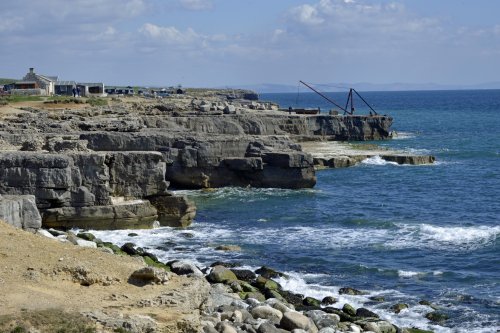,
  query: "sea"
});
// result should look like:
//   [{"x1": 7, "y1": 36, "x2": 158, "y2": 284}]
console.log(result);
[{"x1": 92, "y1": 90, "x2": 500, "y2": 332}]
